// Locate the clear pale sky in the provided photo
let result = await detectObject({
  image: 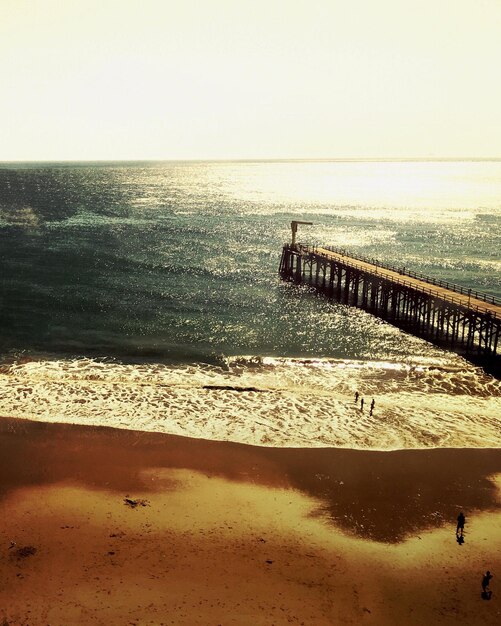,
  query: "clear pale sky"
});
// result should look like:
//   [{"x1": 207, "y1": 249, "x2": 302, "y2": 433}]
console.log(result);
[{"x1": 1, "y1": 0, "x2": 500, "y2": 160}]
